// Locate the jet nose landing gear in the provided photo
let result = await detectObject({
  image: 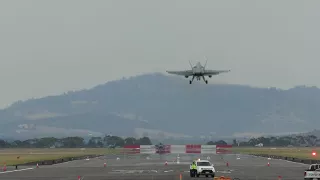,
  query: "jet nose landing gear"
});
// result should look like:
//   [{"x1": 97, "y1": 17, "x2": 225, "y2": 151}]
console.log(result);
[
  {"x1": 205, "y1": 80, "x2": 208, "y2": 84},
  {"x1": 189, "y1": 80, "x2": 192, "y2": 84}
]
